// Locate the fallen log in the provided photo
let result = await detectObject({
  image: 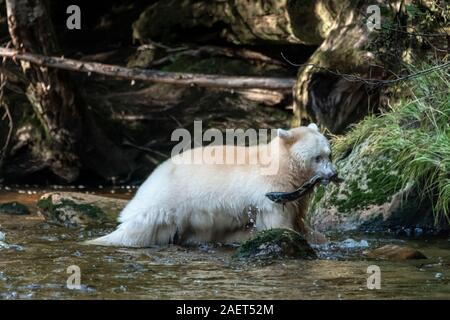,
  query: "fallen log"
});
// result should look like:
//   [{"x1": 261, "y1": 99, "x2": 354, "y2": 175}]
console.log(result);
[{"x1": 0, "y1": 47, "x2": 295, "y2": 91}]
